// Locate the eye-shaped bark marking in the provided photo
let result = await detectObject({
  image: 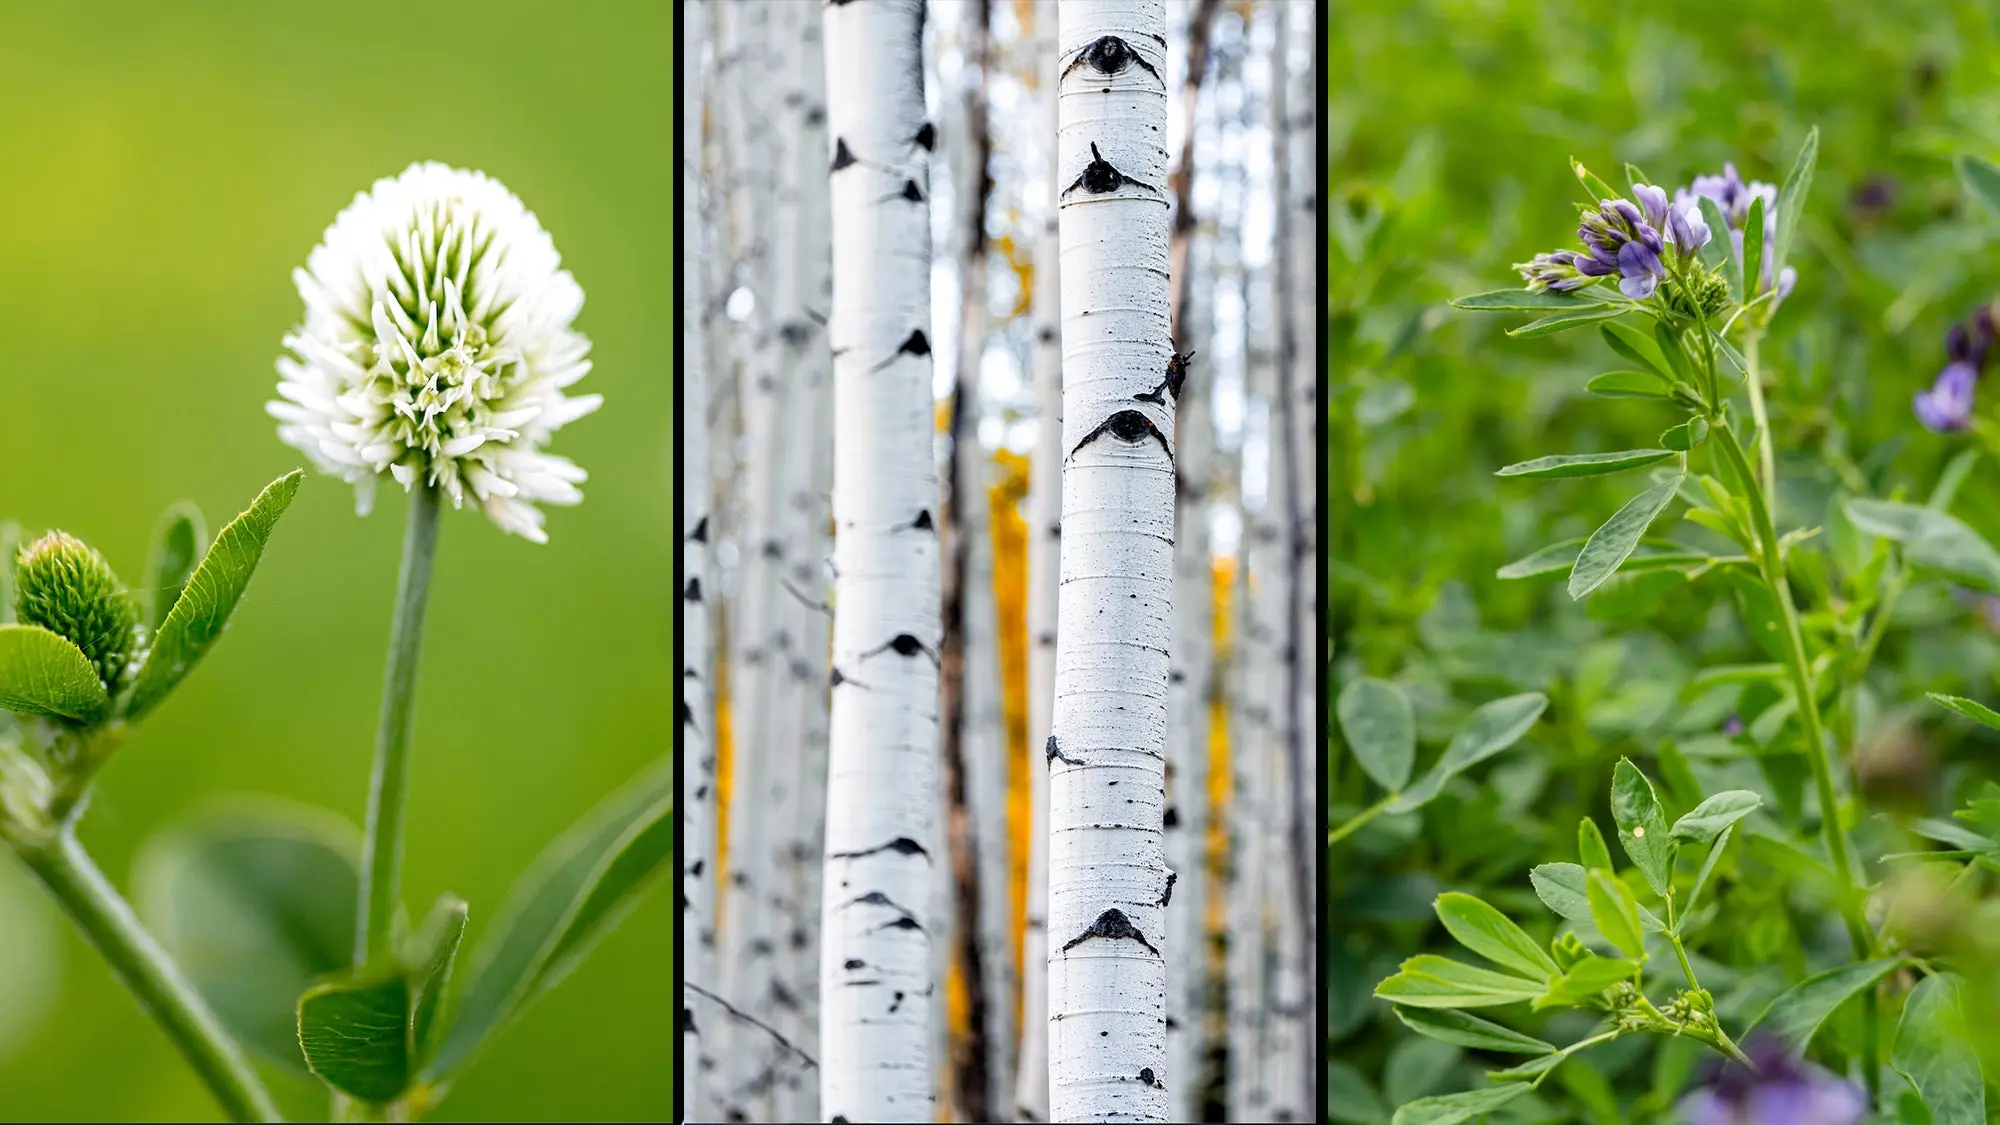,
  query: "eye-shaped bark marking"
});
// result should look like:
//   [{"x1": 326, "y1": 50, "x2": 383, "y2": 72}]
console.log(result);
[
  {"x1": 866, "y1": 329, "x2": 932, "y2": 371},
  {"x1": 1059, "y1": 35, "x2": 1163, "y2": 85},
  {"x1": 1069, "y1": 407, "x2": 1173, "y2": 463},
  {"x1": 858, "y1": 631, "x2": 940, "y2": 665},
  {"x1": 828, "y1": 836, "x2": 932, "y2": 861},
  {"x1": 1045, "y1": 734, "x2": 1085, "y2": 767},
  {"x1": 1060, "y1": 908, "x2": 1159, "y2": 957},
  {"x1": 1062, "y1": 142, "x2": 1163, "y2": 200}
]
